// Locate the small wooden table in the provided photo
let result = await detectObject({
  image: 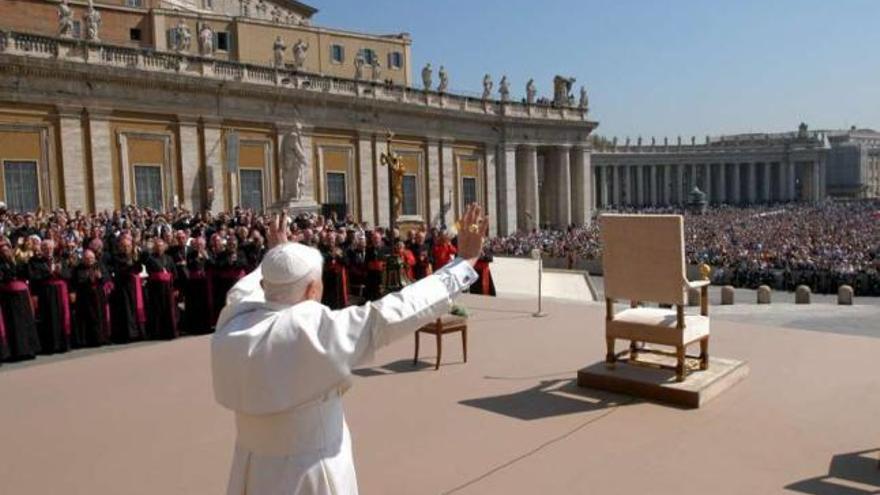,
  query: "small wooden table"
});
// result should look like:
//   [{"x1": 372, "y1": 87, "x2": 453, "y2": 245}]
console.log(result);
[{"x1": 414, "y1": 315, "x2": 468, "y2": 370}]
